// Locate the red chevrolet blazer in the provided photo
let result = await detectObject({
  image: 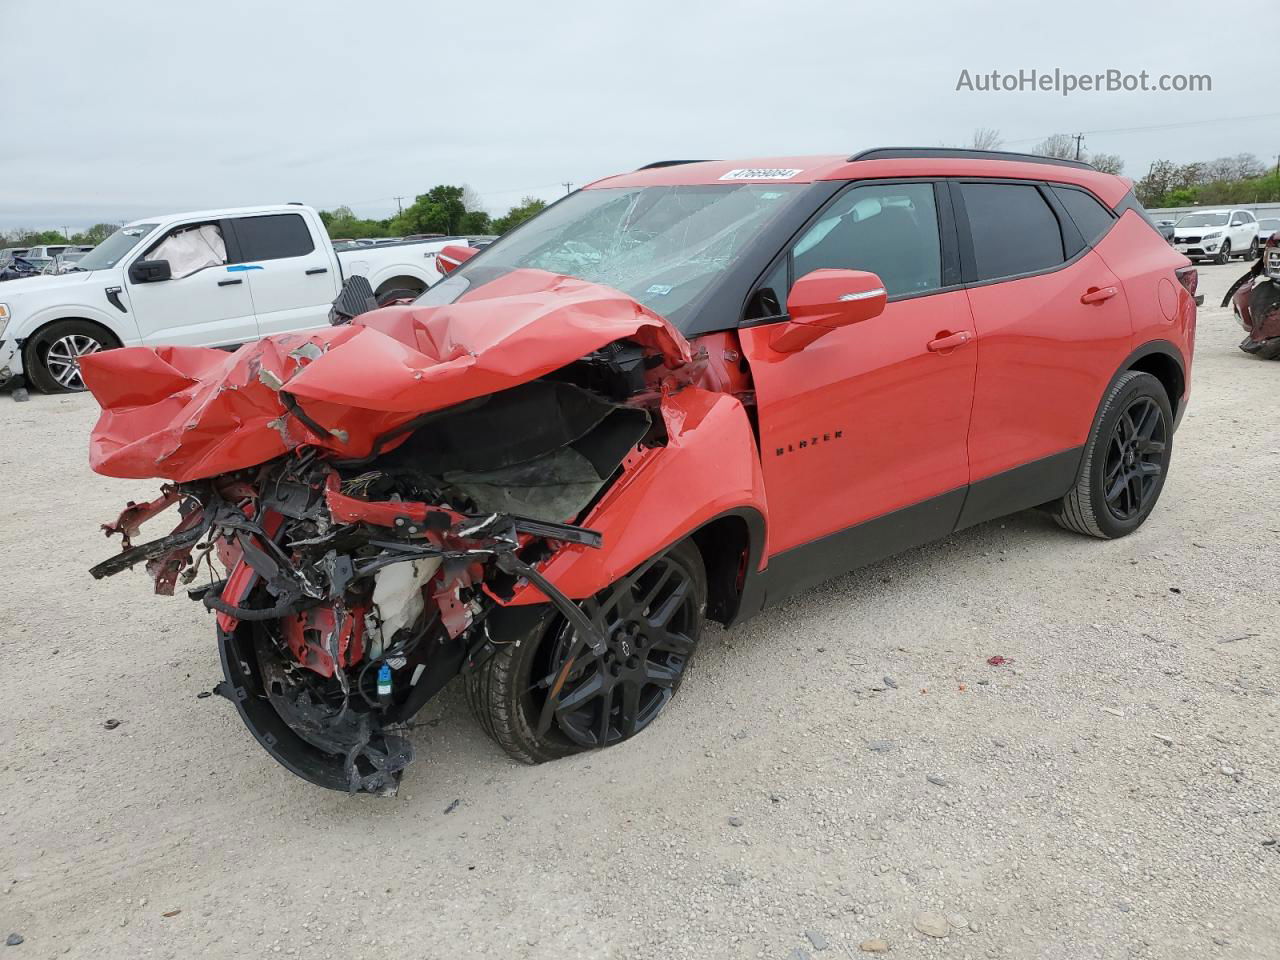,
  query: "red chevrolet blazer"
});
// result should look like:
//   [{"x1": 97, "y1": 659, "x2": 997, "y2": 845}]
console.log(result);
[{"x1": 86, "y1": 148, "x2": 1196, "y2": 793}]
